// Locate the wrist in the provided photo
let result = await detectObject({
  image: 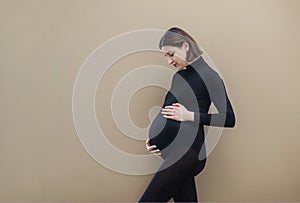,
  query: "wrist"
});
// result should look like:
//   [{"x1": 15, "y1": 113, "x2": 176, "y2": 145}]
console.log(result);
[
  {"x1": 191, "y1": 111, "x2": 195, "y2": 121},
  {"x1": 186, "y1": 111, "x2": 194, "y2": 122}
]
